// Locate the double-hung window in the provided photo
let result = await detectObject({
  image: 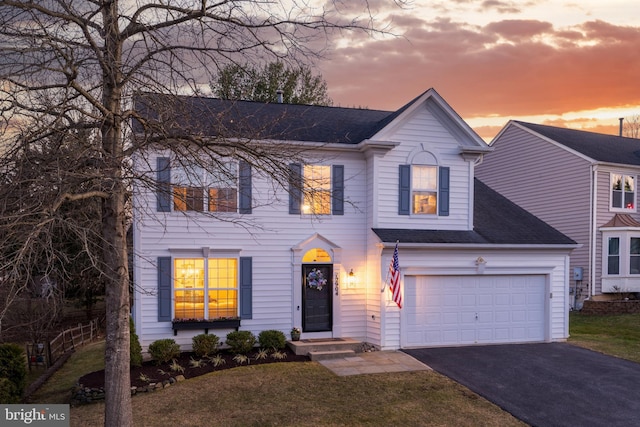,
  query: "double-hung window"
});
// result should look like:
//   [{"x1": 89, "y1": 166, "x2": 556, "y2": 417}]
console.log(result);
[
  {"x1": 412, "y1": 165, "x2": 438, "y2": 214},
  {"x1": 302, "y1": 165, "x2": 332, "y2": 215},
  {"x1": 173, "y1": 162, "x2": 238, "y2": 213},
  {"x1": 288, "y1": 163, "x2": 344, "y2": 215},
  {"x1": 173, "y1": 258, "x2": 238, "y2": 320},
  {"x1": 156, "y1": 157, "x2": 251, "y2": 214},
  {"x1": 611, "y1": 173, "x2": 635, "y2": 211},
  {"x1": 398, "y1": 164, "x2": 450, "y2": 216}
]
